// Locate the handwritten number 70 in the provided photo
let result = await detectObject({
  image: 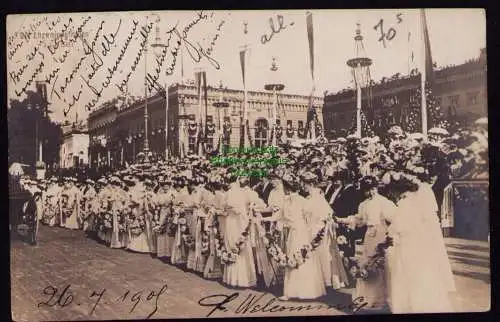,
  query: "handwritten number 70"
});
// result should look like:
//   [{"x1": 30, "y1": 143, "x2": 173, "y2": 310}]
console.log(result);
[{"x1": 374, "y1": 13, "x2": 403, "y2": 48}]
